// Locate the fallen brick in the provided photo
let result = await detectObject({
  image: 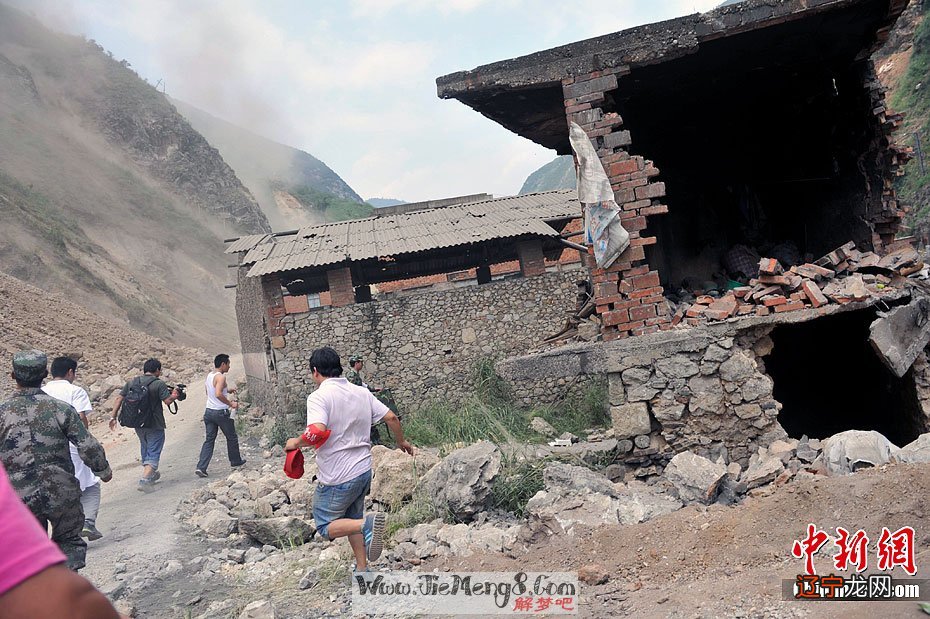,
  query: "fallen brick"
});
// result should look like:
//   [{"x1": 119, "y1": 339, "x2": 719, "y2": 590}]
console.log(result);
[
  {"x1": 762, "y1": 295, "x2": 788, "y2": 307},
  {"x1": 704, "y1": 309, "x2": 732, "y2": 321},
  {"x1": 686, "y1": 305, "x2": 706, "y2": 318},
  {"x1": 733, "y1": 287, "x2": 753, "y2": 299},
  {"x1": 695, "y1": 295, "x2": 714, "y2": 305},
  {"x1": 759, "y1": 258, "x2": 784, "y2": 276},
  {"x1": 755, "y1": 306, "x2": 771, "y2": 317},
  {"x1": 737, "y1": 304, "x2": 755, "y2": 315},
  {"x1": 794, "y1": 263, "x2": 835, "y2": 280},
  {"x1": 775, "y1": 301, "x2": 806, "y2": 313},
  {"x1": 758, "y1": 274, "x2": 791, "y2": 286},
  {"x1": 752, "y1": 286, "x2": 782, "y2": 301},
  {"x1": 707, "y1": 295, "x2": 738, "y2": 317},
  {"x1": 801, "y1": 281, "x2": 829, "y2": 308}
]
